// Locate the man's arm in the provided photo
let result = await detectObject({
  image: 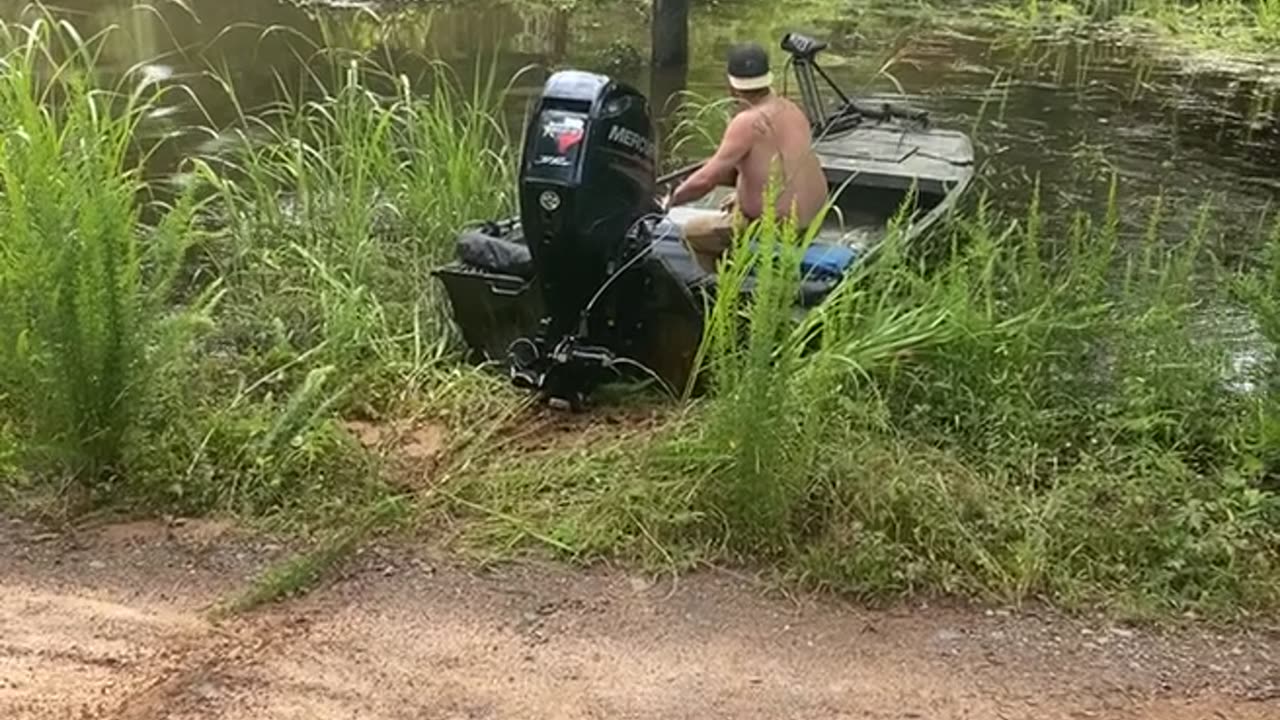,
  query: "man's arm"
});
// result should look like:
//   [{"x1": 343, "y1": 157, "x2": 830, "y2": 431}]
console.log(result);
[{"x1": 668, "y1": 113, "x2": 755, "y2": 208}]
